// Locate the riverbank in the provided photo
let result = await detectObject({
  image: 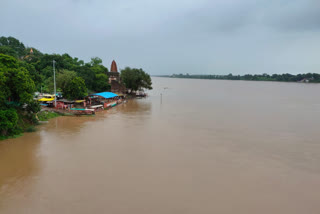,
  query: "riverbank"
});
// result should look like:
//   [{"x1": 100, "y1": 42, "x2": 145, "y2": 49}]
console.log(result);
[
  {"x1": 0, "y1": 133, "x2": 23, "y2": 141},
  {"x1": 158, "y1": 73, "x2": 320, "y2": 83},
  {"x1": 0, "y1": 111, "x2": 63, "y2": 141},
  {"x1": 38, "y1": 111, "x2": 63, "y2": 121},
  {"x1": 0, "y1": 97, "x2": 129, "y2": 141}
]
